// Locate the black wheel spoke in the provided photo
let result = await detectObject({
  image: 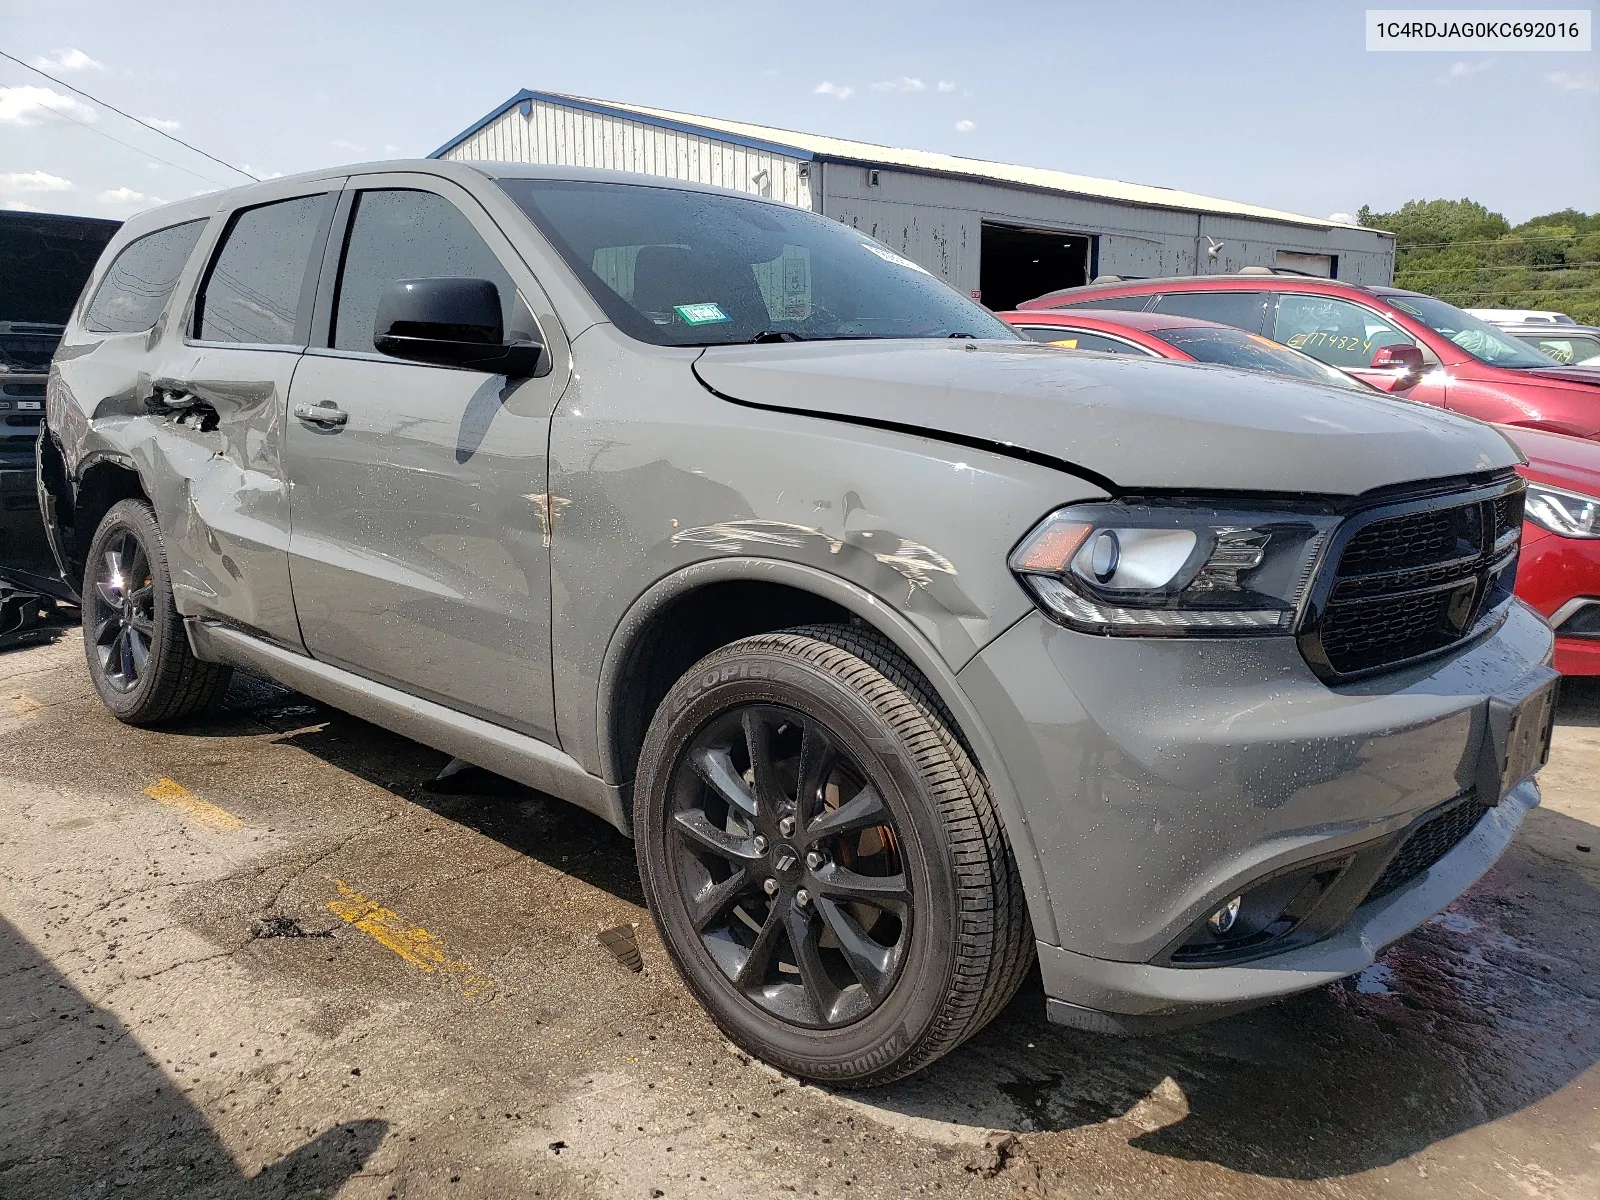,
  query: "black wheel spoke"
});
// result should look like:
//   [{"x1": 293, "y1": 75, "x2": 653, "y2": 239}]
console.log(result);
[
  {"x1": 128, "y1": 611, "x2": 155, "y2": 637},
  {"x1": 128, "y1": 628, "x2": 151, "y2": 674},
  {"x1": 117, "y1": 629, "x2": 134, "y2": 681},
  {"x1": 94, "y1": 580, "x2": 122, "y2": 609},
  {"x1": 812, "y1": 863, "x2": 911, "y2": 914},
  {"x1": 672, "y1": 809, "x2": 760, "y2": 864},
  {"x1": 815, "y1": 897, "x2": 895, "y2": 1000},
  {"x1": 734, "y1": 900, "x2": 785, "y2": 988},
  {"x1": 92, "y1": 615, "x2": 121, "y2": 646},
  {"x1": 782, "y1": 902, "x2": 836, "y2": 1024},
  {"x1": 690, "y1": 866, "x2": 752, "y2": 932},
  {"x1": 803, "y1": 785, "x2": 890, "y2": 845},
  {"x1": 690, "y1": 747, "x2": 759, "y2": 820},
  {"x1": 741, "y1": 710, "x2": 781, "y2": 818},
  {"x1": 794, "y1": 720, "x2": 836, "y2": 831}
]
